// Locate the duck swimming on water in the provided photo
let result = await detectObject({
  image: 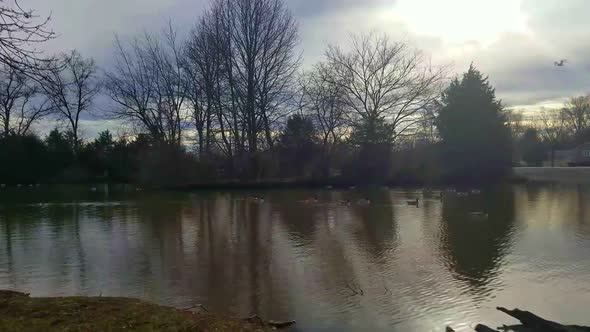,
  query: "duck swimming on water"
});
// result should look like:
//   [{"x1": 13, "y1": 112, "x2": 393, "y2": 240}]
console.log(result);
[
  {"x1": 299, "y1": 195, "x2": 319, "y2": 204},
  {"x1": 357, "y1": 198, "x2": 371, "y2": 205},
  {"x1": 407, "y1": 198, "x2": 419, "y2": 206},
  {"x1": 250, "y1": 196, "x2": 265, "y2": 203}
]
